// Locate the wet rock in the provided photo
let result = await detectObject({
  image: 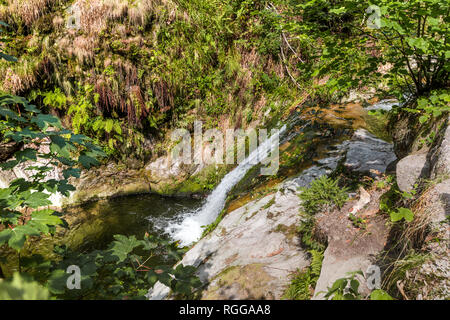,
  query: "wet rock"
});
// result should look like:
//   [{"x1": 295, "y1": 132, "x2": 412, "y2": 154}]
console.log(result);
[
  {"x1": 343, "y1": 129, "x2": 397, "y2": 175},
  {"x1": 66, "y1": 164, "x2": 152, "y2": 205},
  {"x1": 396, "y1": 152, "x2": 430, "y2": 192},
  {"x1": 286, "y1": 152, "x2": 342, "y2": 189}
]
